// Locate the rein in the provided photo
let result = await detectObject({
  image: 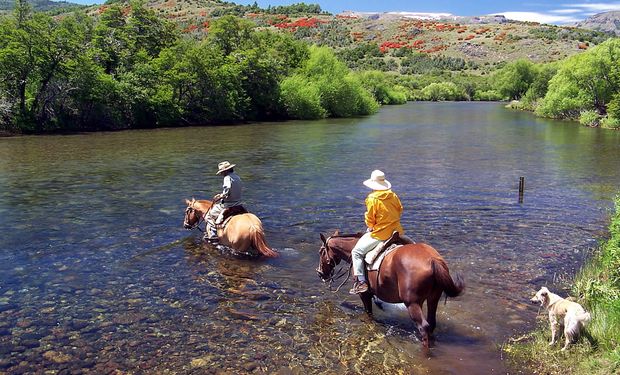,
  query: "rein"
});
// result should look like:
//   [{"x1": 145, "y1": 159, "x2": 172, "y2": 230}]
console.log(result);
[{"x1": 324, "y1": 236, "x2": 353, "y2": 293}]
